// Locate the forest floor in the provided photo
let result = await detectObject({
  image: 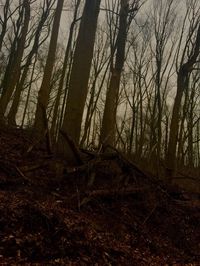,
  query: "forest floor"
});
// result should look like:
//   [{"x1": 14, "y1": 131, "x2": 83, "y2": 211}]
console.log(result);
[{"x1": 0, "y1": 128, "x2": 200, "y2": 265}]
